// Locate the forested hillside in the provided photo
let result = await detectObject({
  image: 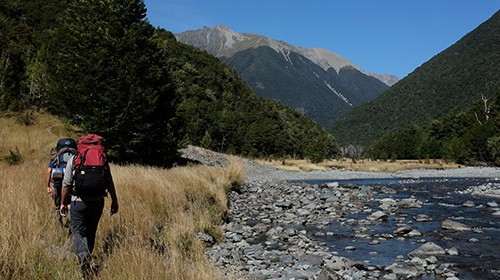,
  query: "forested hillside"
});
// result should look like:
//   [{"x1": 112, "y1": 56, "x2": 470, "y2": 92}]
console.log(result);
[
  {"x1": 0, "y1": 0, "x2": 339, "y2": 166},
  {"x1": 367, "y1": 92, "x2": 500, "y2": 165},
  {"x1": 330, "y1": 10, "x2": 500, "y2": 146}
]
